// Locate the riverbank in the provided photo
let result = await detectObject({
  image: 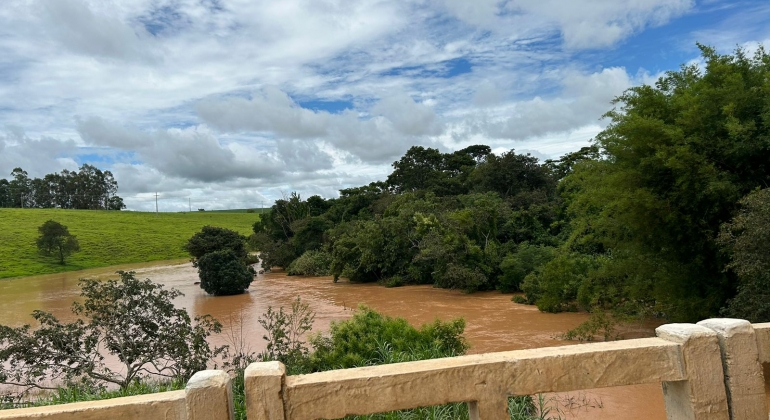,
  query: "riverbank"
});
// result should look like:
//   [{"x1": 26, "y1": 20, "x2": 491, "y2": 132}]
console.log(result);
[{"x1": 0, "y1": 209, "x2": 258, "y2": 279}]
